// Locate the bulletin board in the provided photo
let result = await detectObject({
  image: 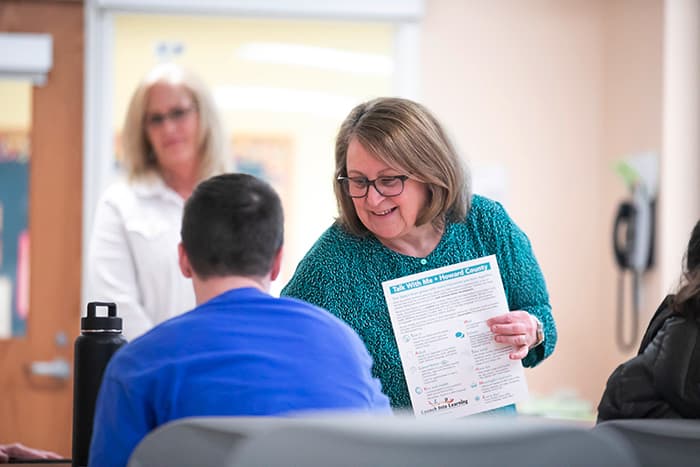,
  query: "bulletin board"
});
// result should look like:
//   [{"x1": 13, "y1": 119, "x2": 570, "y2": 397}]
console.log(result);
[{"x1": 0, "y1": 129, "x2": 30, "y2": 338}]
